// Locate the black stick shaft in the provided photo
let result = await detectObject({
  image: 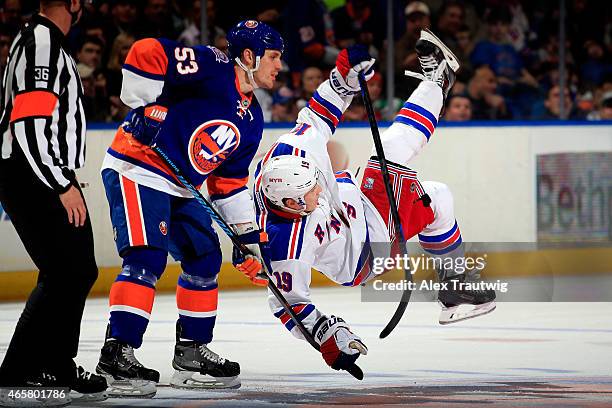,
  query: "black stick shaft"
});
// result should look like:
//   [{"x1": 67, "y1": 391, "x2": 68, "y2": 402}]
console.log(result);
[{"x1": 358, "y1": 74, "x2": 412, "y2": 339}]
